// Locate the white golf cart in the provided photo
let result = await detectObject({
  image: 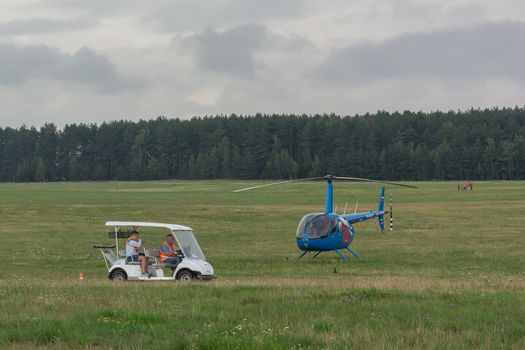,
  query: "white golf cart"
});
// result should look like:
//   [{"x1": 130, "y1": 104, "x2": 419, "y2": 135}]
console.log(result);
[{"x1": 94, "y1": 221, "x2": 214, "y2": 281}]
